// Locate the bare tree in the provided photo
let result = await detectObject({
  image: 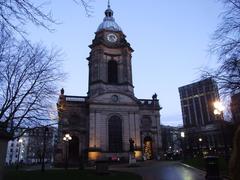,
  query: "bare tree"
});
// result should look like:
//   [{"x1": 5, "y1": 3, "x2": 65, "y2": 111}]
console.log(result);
[
  {"x1": 0, "y1": 0, "x2": 93, "y2": 37},
  {"x1": 0, "y1": 1, "x2": 93, "y2": 177},
  {"x1": 74, "y1": 0, "x2": 94, "y2": 17},
  {"x1": 205, "y1": 0, "x2": 240, "y2": 95},
  {"x1": 212, "y1": 0, "x2": 240, "y2": 60},
  {"x1": 0, "y1": 30, "x2": 64, "y2": 139}
]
